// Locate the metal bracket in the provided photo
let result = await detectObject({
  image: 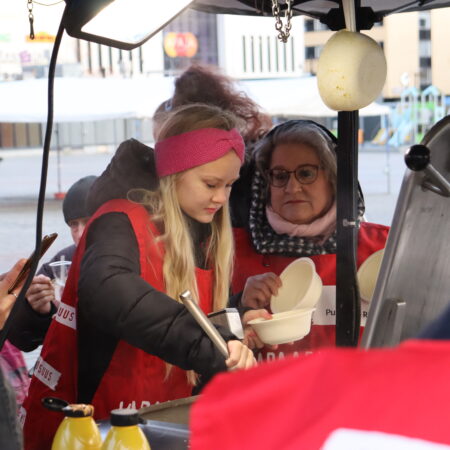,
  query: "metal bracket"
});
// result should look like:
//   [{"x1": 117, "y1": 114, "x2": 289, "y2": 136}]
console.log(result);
[
  {"x1": 342, "y1": 218, "x2": 360, "y2": 228},
  {"x1": 422, "y1": 164, "x2": 450, "y2": 198},
  {"x1": 405, "y1": 144, "x2": 450, "y2": 198},
  {"x1": 368, "y1": 298, "x2": 406, "y2": 348}
]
